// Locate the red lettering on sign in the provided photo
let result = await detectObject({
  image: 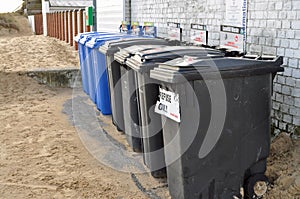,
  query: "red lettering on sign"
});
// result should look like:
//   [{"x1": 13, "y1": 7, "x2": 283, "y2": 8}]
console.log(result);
[
  {"x1": 195, "y1": 37, "x2": 202, "y2": 42},
  {"x1": 170, "y1": 113, "x2": 178, "y2": 118},
  {"x1": 225, "y1": 43, "x2": 238, "y2": 48},
  {"x1": 235, "y1": 35, "x2": 239, "y2": 42}
]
